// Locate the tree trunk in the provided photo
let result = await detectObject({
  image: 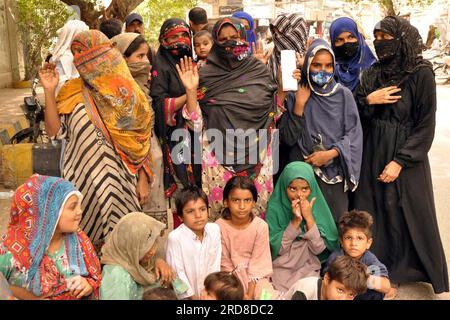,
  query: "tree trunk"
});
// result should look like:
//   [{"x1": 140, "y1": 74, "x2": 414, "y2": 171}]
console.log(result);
[
  {"x1": 59, "y1": 0, "x2": 102, "y2": 28},
  {"x1": 59, "y1": 0, "x2": 145, "y2": 28},
  {"x1": 105, "y1": 0, "x2": 146, "y2": 20},
  {"x1": 380, "y1": 0, "x2": 397, "y2": 16}
]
